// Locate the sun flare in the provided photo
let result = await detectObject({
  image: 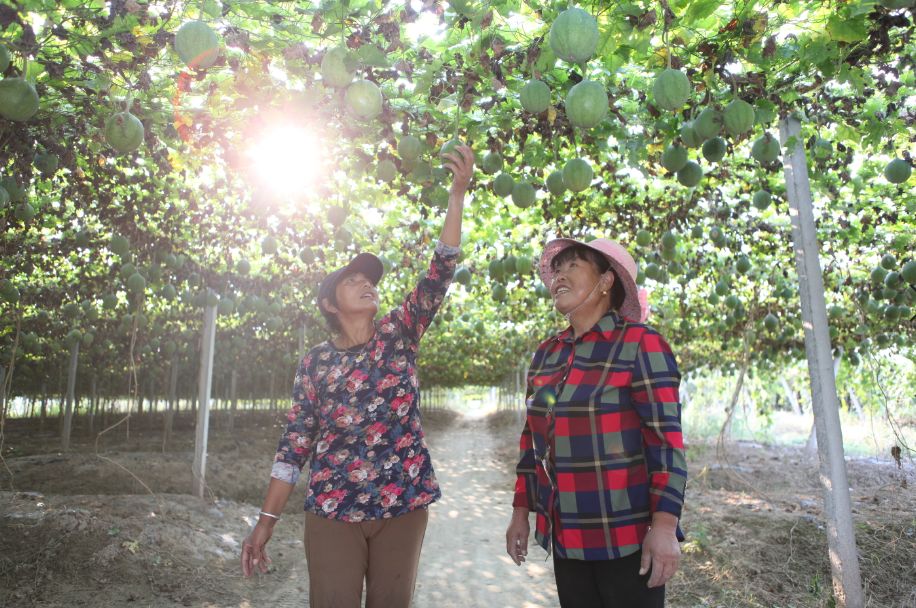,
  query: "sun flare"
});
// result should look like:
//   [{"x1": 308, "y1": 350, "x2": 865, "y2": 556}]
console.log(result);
[{"x1": 247, "y1": 125, "x2": 324, "y2": 200}]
